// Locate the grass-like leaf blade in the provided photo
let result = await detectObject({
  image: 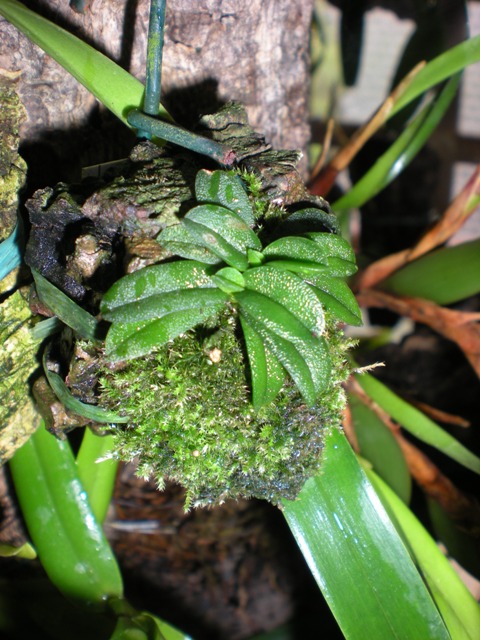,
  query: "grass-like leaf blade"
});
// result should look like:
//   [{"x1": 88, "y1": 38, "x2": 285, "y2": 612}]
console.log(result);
[
  {"x1": 366, "y1": 468, "x2": 480, "y2": 640},
  {"x1": 283, "y1": 428, "x2": 451, "y2": 640},
  {"x1": 33, "y1": 270, "x2": 100, "y2": 341},
  {"x1": 356, "y1": 372, "x2": 480, "y2": 474},
  {"x1": 0, "y1": 0, "x2": 170, "y2": 128}
]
